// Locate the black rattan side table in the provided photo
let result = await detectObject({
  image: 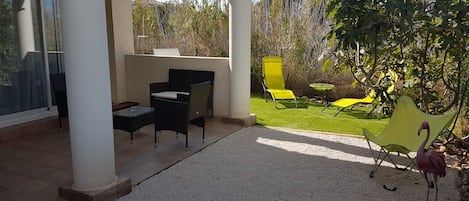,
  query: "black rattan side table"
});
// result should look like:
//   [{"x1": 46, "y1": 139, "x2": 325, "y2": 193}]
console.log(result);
[{"x1": 113, "y1": 106, "x2": 154, "y2": 143}]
